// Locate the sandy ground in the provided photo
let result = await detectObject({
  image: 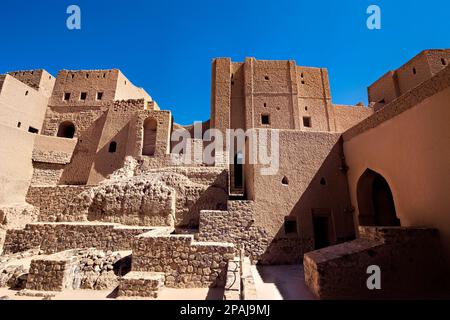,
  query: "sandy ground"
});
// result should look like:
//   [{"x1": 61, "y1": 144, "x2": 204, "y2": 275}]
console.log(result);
[
  {"x1": 0, "y1": 287, "x2": 225, "y2": 300},
  {"x1": 251, "y1": 264, "x2": 316, "y2": 300}
]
